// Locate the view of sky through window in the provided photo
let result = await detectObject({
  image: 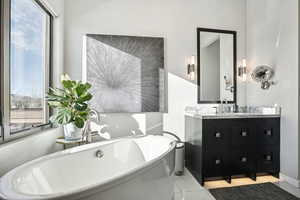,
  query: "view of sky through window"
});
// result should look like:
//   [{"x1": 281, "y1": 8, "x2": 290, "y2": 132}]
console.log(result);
[
  {"x1": 10, "y1": 0, "x2": 48, "y2": 132},
  {"x1": 11, "y1": 0, "x2": 45, "y2": 97}
]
